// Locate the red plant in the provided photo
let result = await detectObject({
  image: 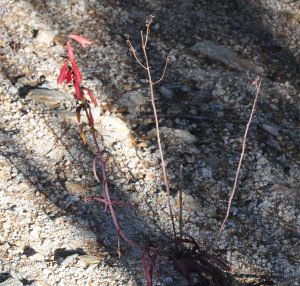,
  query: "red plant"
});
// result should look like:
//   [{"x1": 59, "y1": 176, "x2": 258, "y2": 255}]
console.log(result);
[
  {"x1": 69, "y1": 34, "x2": 93, "y2": 48},
  {"x1": 57, "y1": 35, "x2": 138, "y2": 257},
  {"x1": 57, "y1": 31, "x2": 235, "y2": 286}
]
